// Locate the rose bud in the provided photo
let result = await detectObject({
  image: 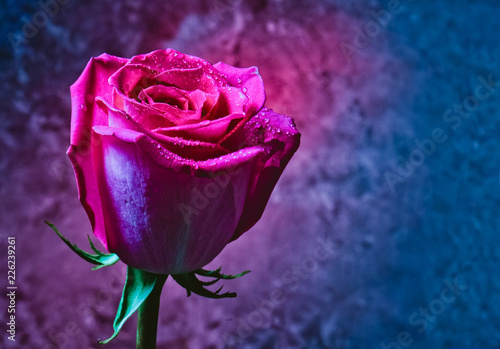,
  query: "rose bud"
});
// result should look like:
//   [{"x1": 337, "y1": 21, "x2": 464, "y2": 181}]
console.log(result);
[{"x1": 68, "y1": 49, "x2": 300, "y2": 274}]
